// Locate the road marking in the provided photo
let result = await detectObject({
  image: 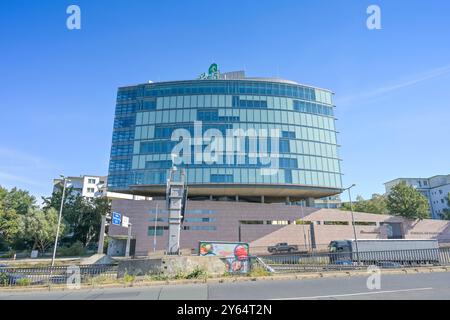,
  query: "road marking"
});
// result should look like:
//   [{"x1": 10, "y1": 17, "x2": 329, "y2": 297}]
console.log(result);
[{"x1": 270, "y1": 287, "x2": 434, "y2": 300}]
